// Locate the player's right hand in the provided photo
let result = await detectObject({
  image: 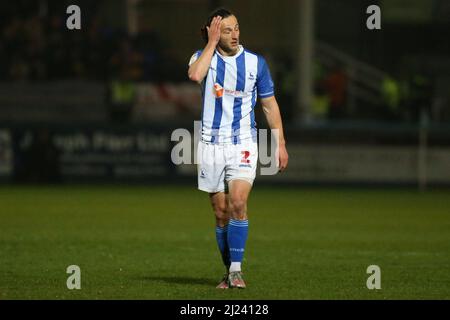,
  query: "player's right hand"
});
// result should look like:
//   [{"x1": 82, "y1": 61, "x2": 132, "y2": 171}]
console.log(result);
[{"x1": 206, "y1": 16, "x2": 222, "y2": 45}]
